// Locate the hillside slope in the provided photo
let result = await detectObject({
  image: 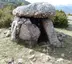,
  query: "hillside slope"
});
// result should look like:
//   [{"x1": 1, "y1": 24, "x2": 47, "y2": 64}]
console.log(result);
[{"x1": 0, "y1": 0, "x2": 30, "y2": 8}]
